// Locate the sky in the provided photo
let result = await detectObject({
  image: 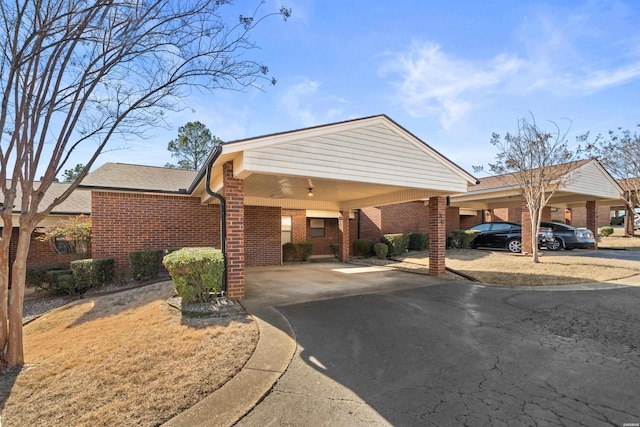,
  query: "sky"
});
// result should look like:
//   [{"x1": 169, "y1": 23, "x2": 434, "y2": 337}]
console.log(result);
[{"x1": 82, "y1": 0, "x2": 640, "y2": 178}]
